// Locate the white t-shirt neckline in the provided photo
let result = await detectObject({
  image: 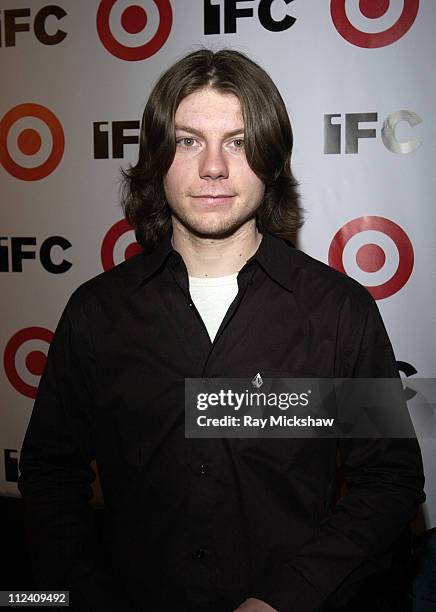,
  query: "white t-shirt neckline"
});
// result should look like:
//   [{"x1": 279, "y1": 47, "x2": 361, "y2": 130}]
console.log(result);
[{"x1": 188, "y1": 273, "x2": 239, "y2": 341}]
